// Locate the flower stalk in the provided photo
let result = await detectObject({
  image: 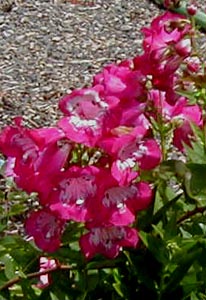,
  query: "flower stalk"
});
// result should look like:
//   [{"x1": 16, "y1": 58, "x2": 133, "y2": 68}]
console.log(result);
[{"x1": 151, "y1": 0, "x2": 206, "y2": 31}]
